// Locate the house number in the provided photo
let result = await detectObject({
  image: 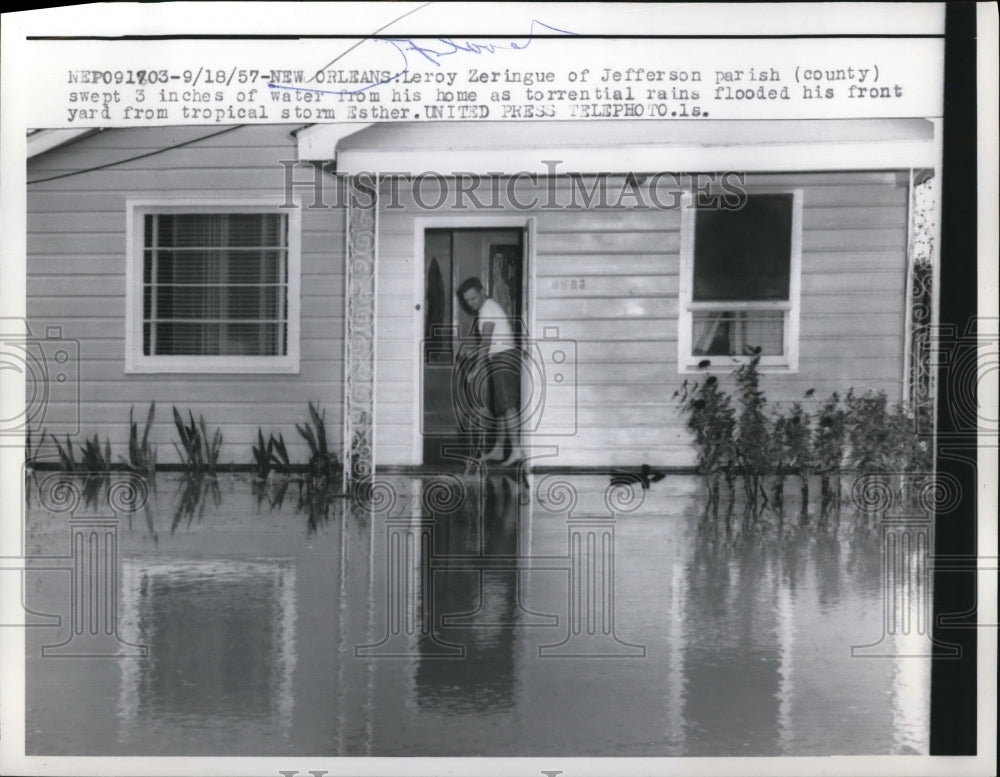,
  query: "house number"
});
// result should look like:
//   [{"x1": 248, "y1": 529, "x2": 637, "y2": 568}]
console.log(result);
[{"x1": 551, "y1": 278, "x2": 586, "y2": 290}]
